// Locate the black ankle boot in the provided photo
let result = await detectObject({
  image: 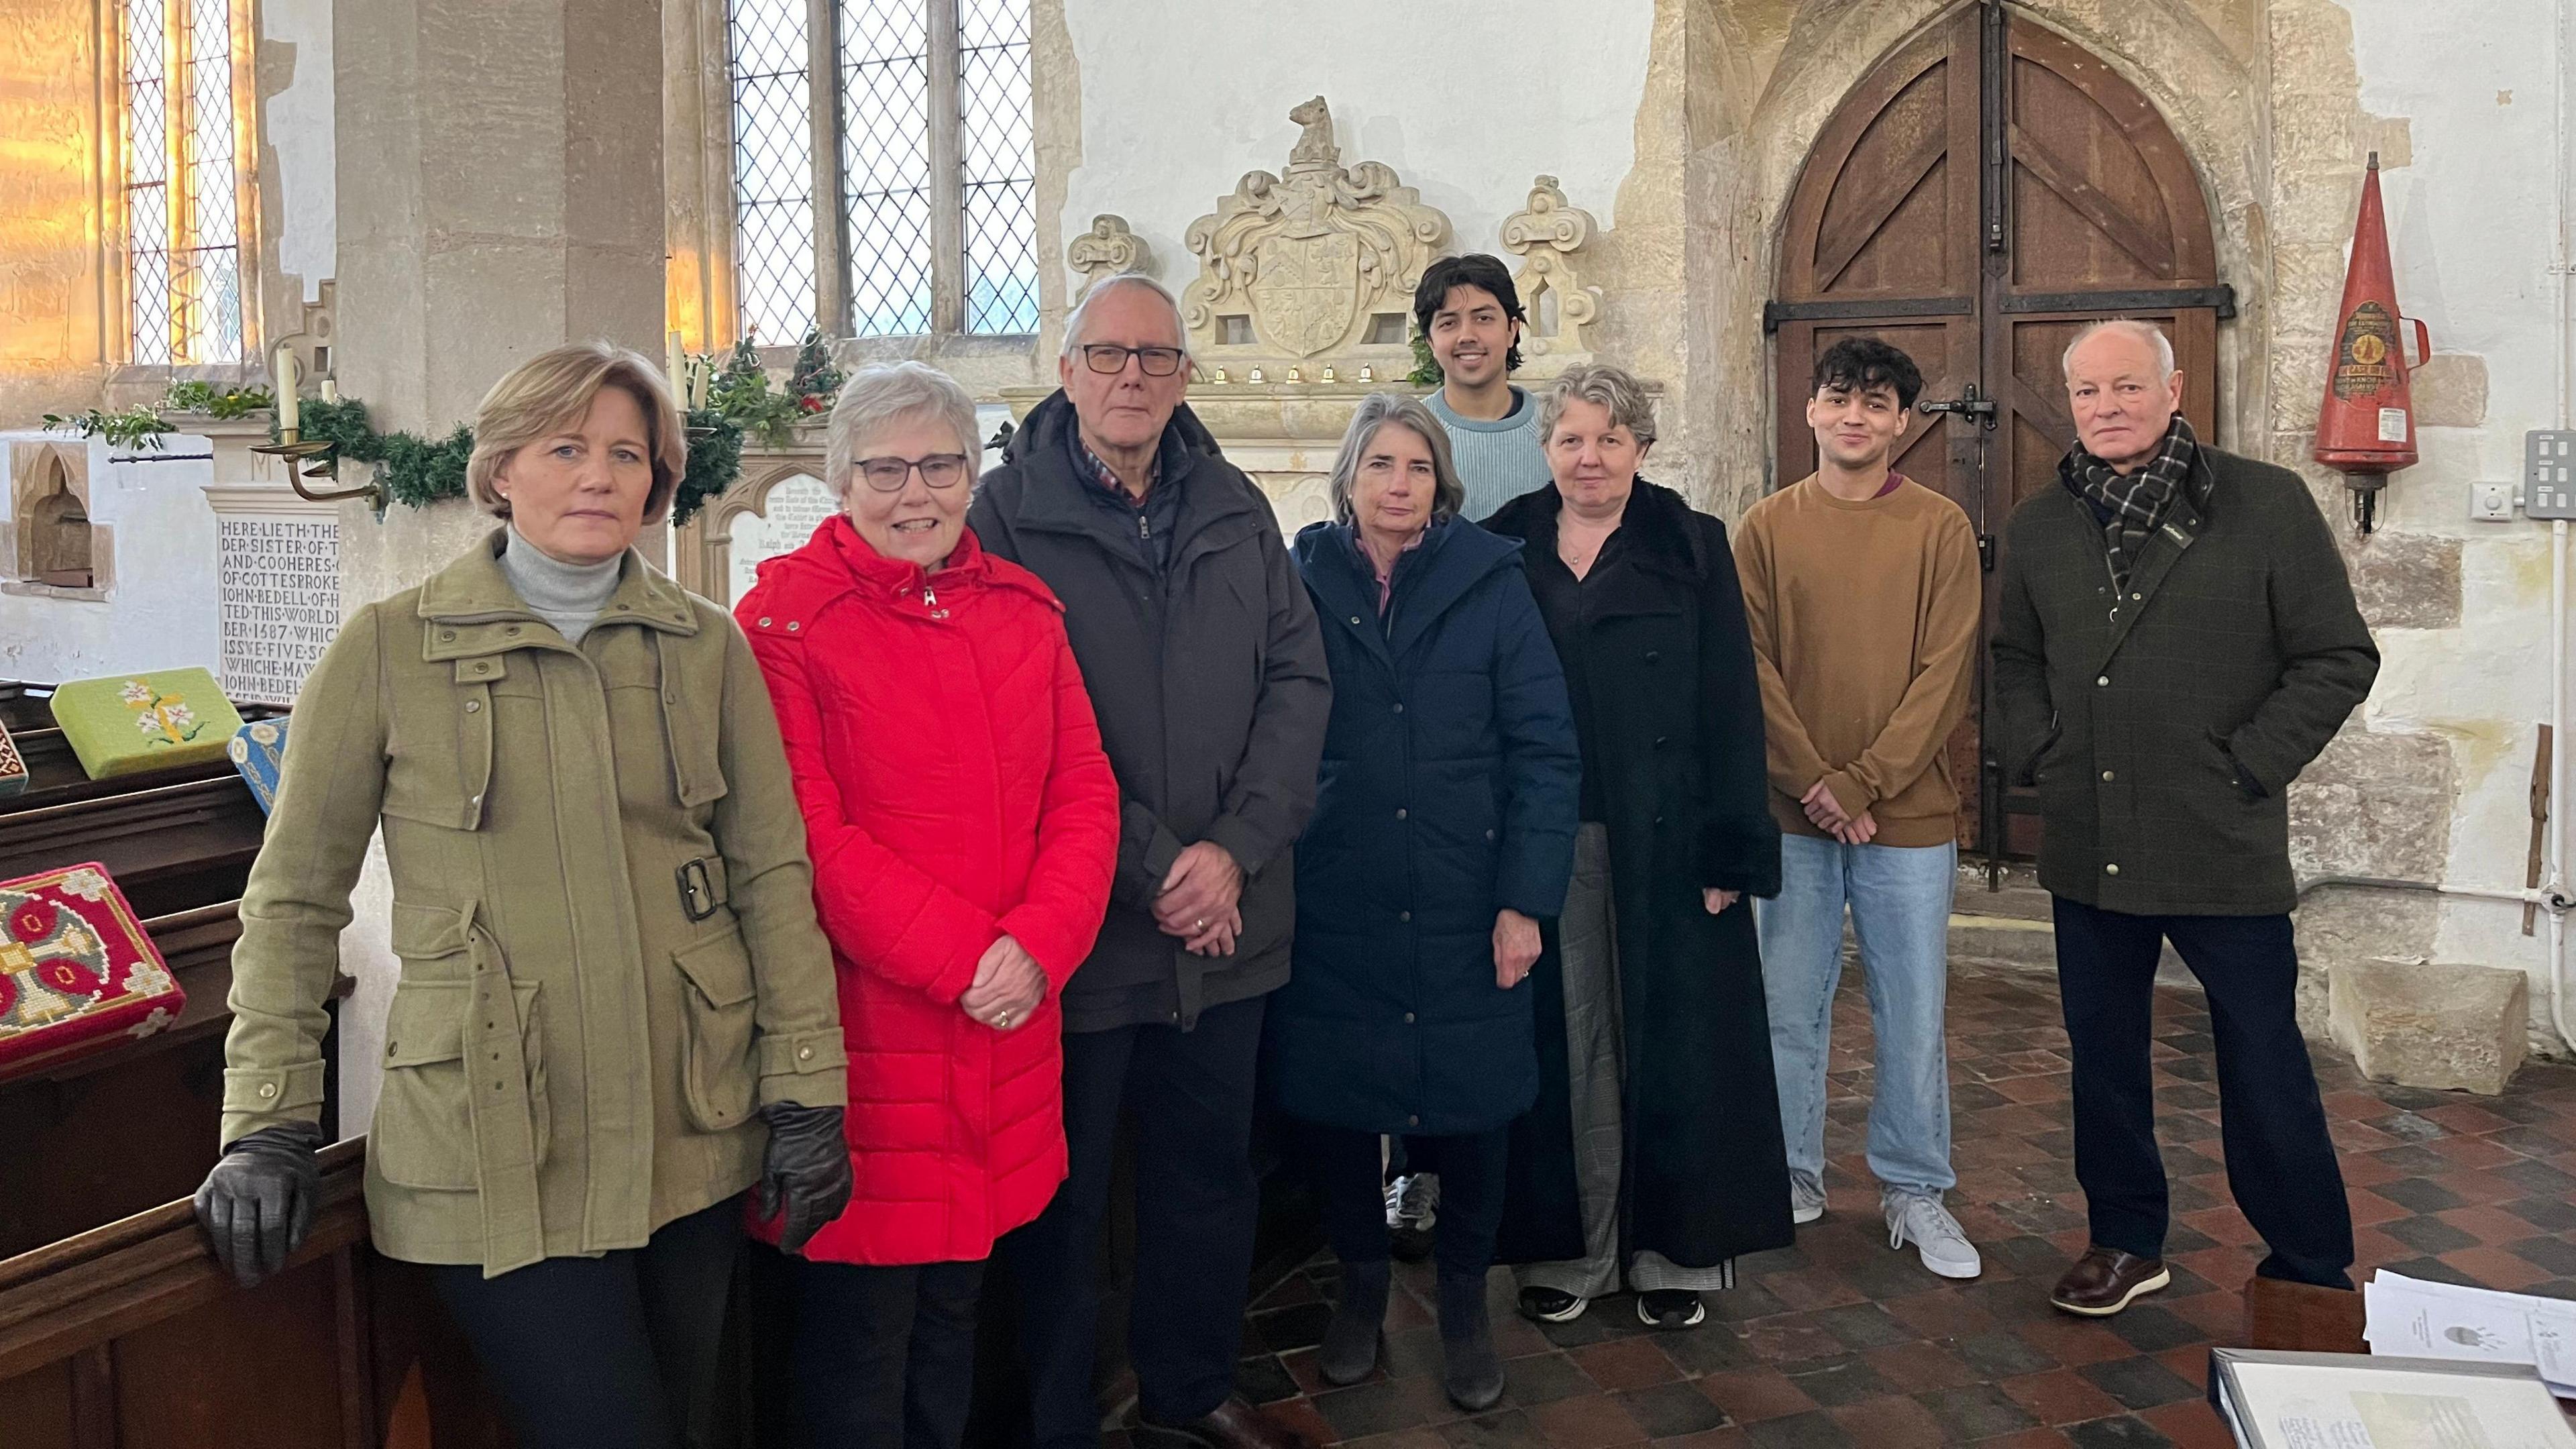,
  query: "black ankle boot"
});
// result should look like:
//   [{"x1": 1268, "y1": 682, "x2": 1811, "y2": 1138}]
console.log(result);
[
  {"x1": 1319, "y1": 1258, "x2": 1389, "y2": 1385},
  {"x1": 1437, "y1": 1268, "x2": 1505, "y2": 1411}
]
